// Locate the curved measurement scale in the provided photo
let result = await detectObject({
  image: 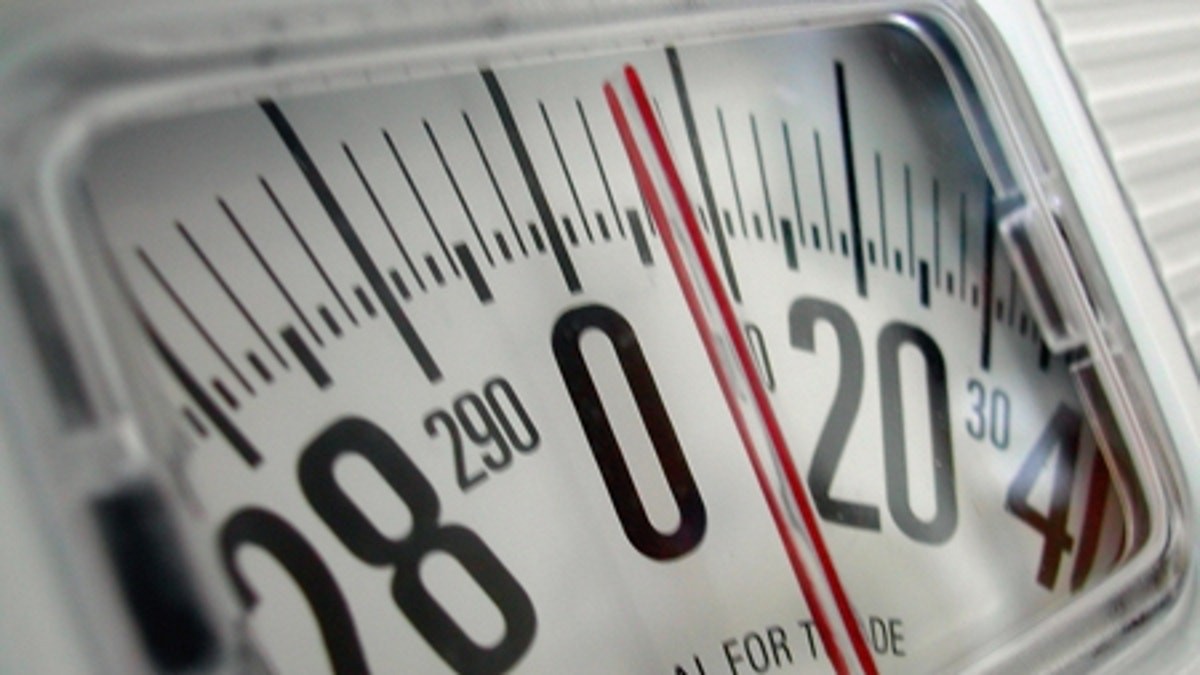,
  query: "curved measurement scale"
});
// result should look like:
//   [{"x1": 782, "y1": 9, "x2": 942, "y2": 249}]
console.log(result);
[{"x1": 82, "y1": 23, "x2": 1130, "y2": 674}]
